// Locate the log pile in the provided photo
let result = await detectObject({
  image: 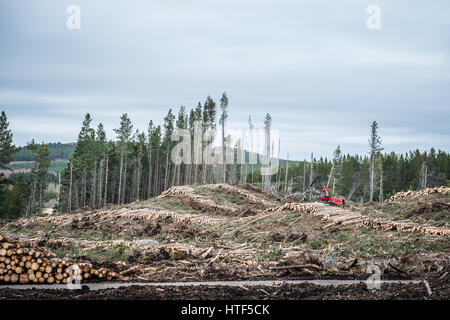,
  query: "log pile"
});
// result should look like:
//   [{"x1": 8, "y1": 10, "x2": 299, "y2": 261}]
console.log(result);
[
  {"x1": 160, "y1": 186, "x2": 195, "y2": 196},
  {"x1": 121, "y1": 209, "x2": 224, "y2": 226},
  {"x1": 265, "y1": 202, "x2": 317, "y2": 214},
  {"x1": 313, "y1": 202, "x2": 450, "y2": 236},
  {"x1": 12, "y1": 214, "x2": 74, "y2": 230},
  {"x1": 362, "y1": 219, "x2": 450, "y2": 236},
  {"x1": 0, "y1": 233, "x2": 117, "y2": 285},
  {"x1": 388, "y1": 186, "x2": 450, "y2": 202},
  {"x1": 160, "y1": 185, "x2": 239, "y2": 215},
  {"x1": 312, "y1": 202, "x2": 366, "y2": 227},
  {"x1": 210, "y1": 184, "x2": 275, "y2": 207}
]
